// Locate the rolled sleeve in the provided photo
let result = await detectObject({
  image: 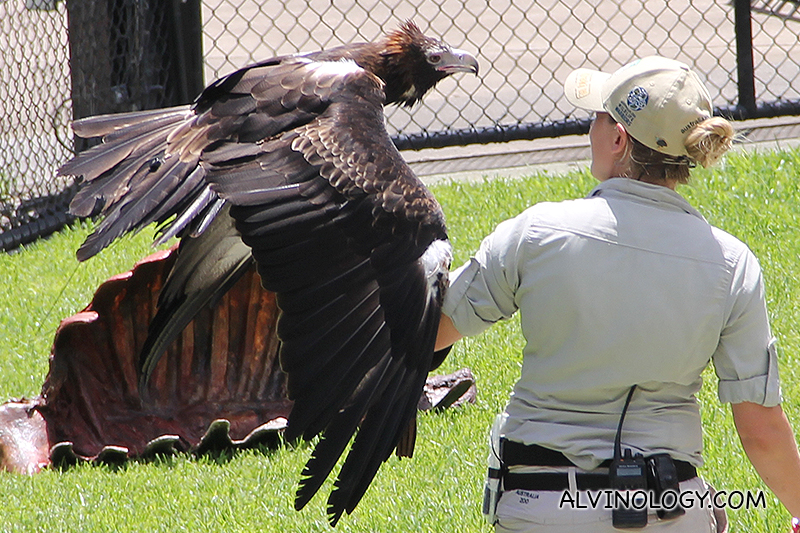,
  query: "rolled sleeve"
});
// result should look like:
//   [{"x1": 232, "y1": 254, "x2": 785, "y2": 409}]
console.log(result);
[
  {"x1": 717, "y1": 338, "x2": 781, "y2": 406},
  {"x1": 443, "y1": 260, "x2": 491, "y2": 336},
  {"x1": 443, "y1": 215, "x2": 526, "y2": 337},
  {"x1": 713, "y1": 249, "x2": 782, "y2": 407}
]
